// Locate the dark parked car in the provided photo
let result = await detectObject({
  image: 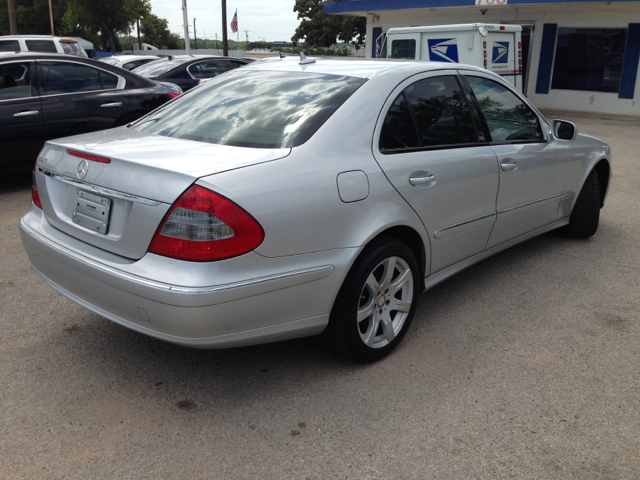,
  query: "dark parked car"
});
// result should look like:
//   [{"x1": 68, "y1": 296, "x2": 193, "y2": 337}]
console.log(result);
[
  {"x1": 0, "y1": 52, "x2": 181, "y2": 173},
  {"x1": 133, "y1": 55, "x2": 250, "y2": 92}
]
